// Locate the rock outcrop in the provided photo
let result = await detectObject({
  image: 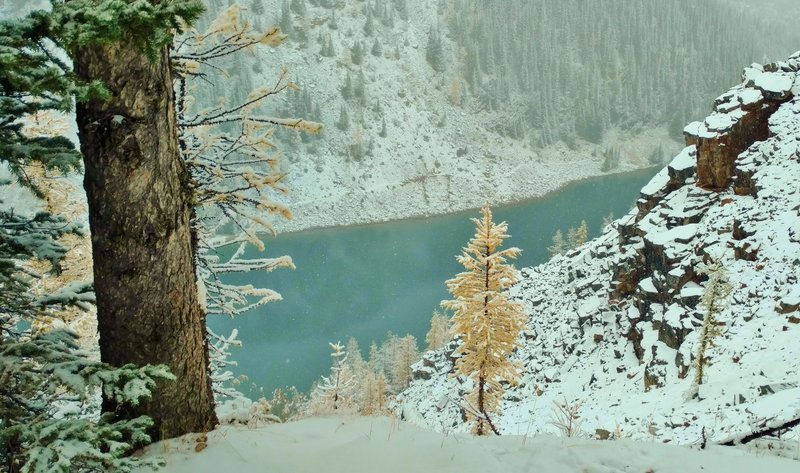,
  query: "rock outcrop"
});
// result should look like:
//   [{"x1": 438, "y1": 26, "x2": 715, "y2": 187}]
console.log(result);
[{"x1": 684, "y1": 58, "x2": 799, "y2": 189}]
